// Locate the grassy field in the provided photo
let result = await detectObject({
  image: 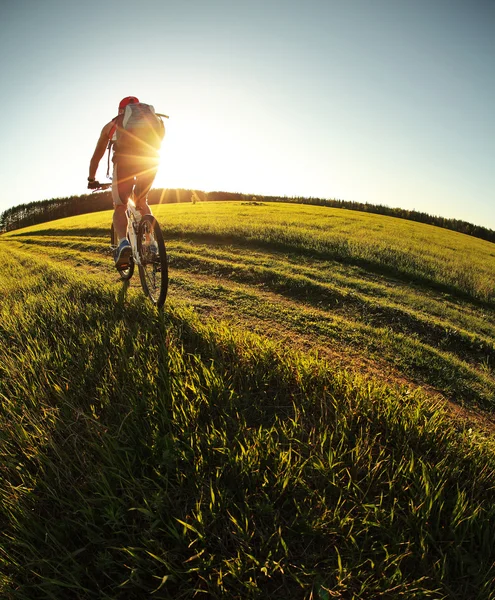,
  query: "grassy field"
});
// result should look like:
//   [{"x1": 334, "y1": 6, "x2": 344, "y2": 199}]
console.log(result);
[{"x1": 1, "y1": 201, "x2": 495, "y2": 599}]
